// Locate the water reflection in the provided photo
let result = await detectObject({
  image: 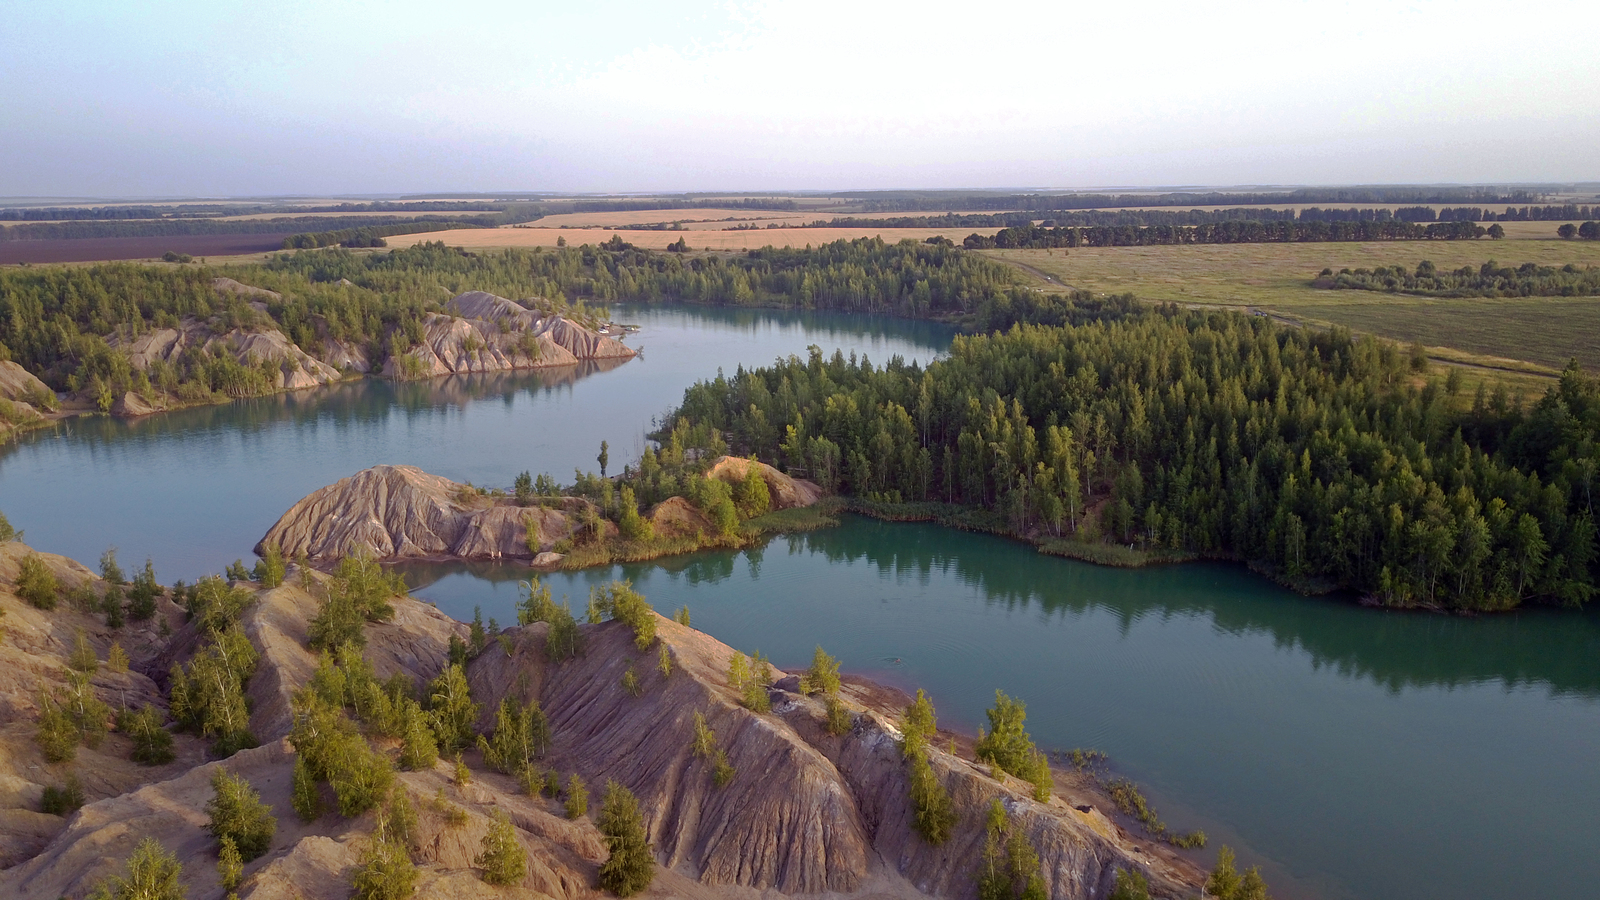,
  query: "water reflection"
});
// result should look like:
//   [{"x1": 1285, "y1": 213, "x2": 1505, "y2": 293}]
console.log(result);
[{"x1": 397, "y1": 515, "x2": 1600, "y2": 700}]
